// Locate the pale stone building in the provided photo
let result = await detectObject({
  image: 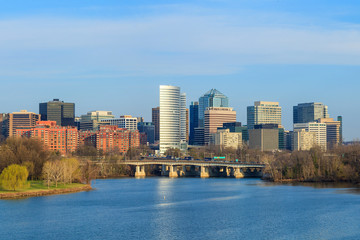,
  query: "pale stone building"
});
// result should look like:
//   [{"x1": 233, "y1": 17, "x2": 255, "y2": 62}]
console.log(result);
[
  {"x1": 293, "y1": 122, "x2": 327, "y2": 151},
  {"x1": 213, "y1": 129, "x2": 242, "y2": 150},
  {"x1": 292, "y1": 129, "x2": 317, "y2": 151}
]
